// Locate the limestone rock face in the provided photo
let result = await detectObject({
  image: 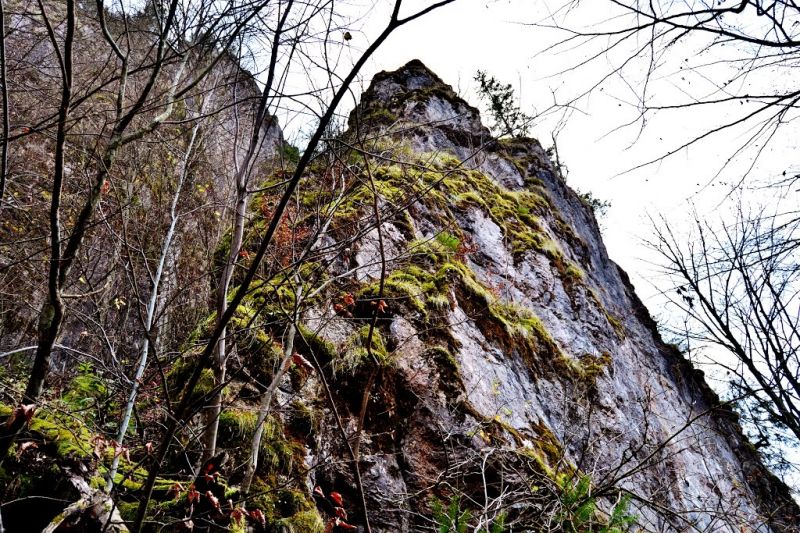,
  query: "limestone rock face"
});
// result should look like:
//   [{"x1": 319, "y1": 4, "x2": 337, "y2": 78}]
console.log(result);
[
  {"x1": 304, "y1": 60, "x2": 798, "y2": 532},
  {"x1": 1, "y1": 12, "x2": 796, "y2": 526}
]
